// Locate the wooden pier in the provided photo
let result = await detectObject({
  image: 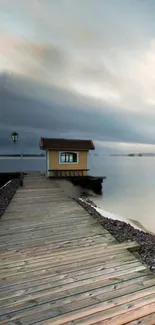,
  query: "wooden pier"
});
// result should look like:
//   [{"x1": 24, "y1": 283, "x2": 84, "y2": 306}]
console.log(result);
[{"x1": 0, "y1": 172, "x2": 155, "y2": 324}]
